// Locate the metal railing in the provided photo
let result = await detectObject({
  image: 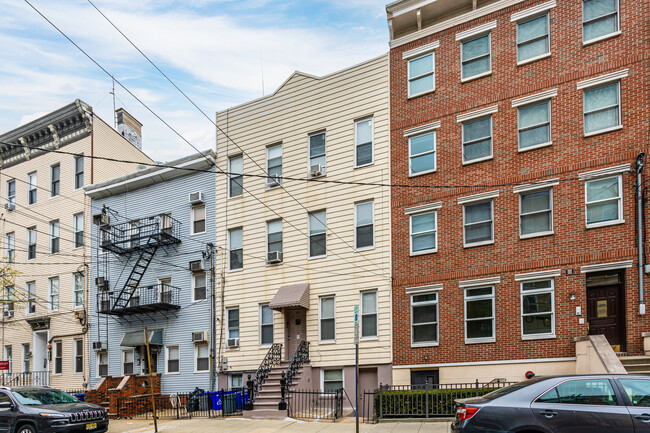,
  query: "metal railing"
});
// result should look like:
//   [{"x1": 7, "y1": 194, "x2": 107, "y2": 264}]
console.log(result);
[
  {"x1": 283, "y1": 341, "x2": 309, "y2": 389},
  {"x1": 248, "y1": 343, "x2": 282, "y2": 403},
  {"x1": 100, "y1": 214, "x2": 181, "y2": 254},
  {"x1": 363, "y1": 380, "x2": 518, "y2": 422},
  {"x1": 1, "y1": 371, "x2": 49, "y2": 387},
  {"x1": 98, "y1": 284, "x2": 181, "y2": 315},
  {"x1": 288, "y1": 388, "x2": 343, "y2": 421}
]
